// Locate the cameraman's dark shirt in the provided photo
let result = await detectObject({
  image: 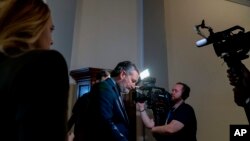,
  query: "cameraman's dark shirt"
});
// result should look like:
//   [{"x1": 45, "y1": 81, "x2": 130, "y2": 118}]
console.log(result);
[{"x1": 153, "y1": 103, "x2": 197, "y2": 141}]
